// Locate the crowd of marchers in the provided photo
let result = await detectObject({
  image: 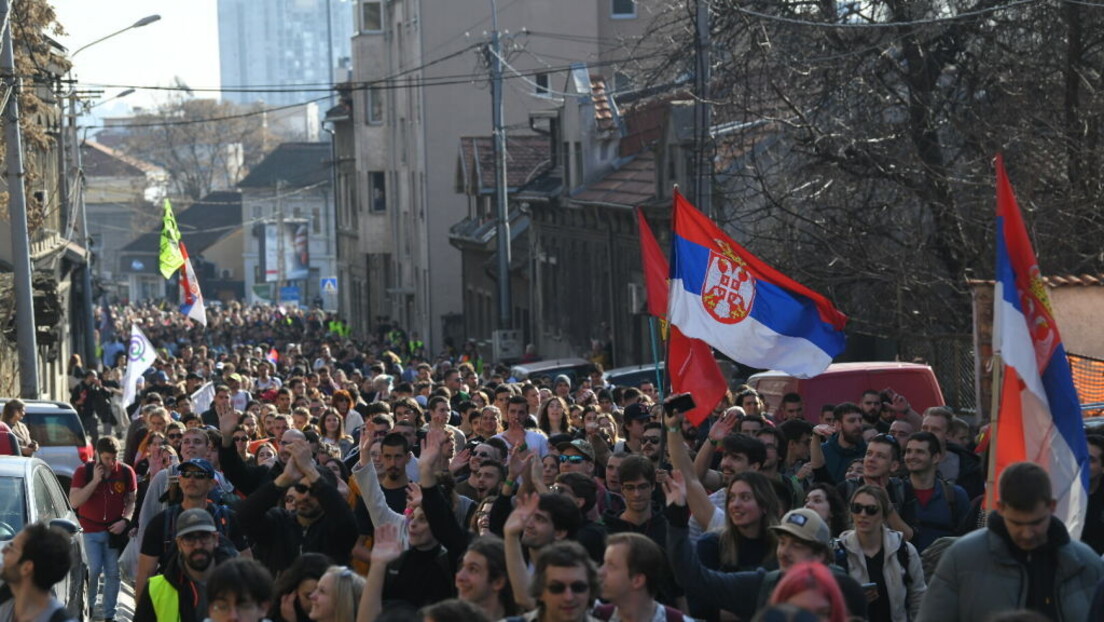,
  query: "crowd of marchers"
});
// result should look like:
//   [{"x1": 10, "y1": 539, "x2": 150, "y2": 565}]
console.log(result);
[{"x1": 3, "y1": 302, "x2": 1104, "y2": 622}]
